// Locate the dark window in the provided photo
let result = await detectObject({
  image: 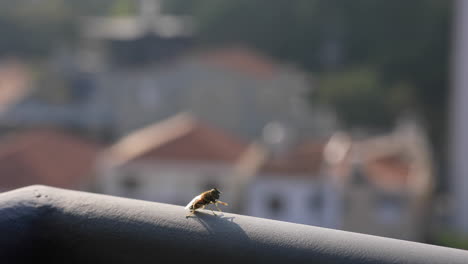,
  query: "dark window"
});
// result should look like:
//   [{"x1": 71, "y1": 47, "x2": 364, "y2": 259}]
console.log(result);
[
  {"x1": 268, "y1": 194, "x2": 284, "y2": 216},
  {"x1": 351, "y1": 163, "x2": 367, "y2": 185},
  {"x1": 121, "y1": 173, "x2": 140, "y2": 195}
]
